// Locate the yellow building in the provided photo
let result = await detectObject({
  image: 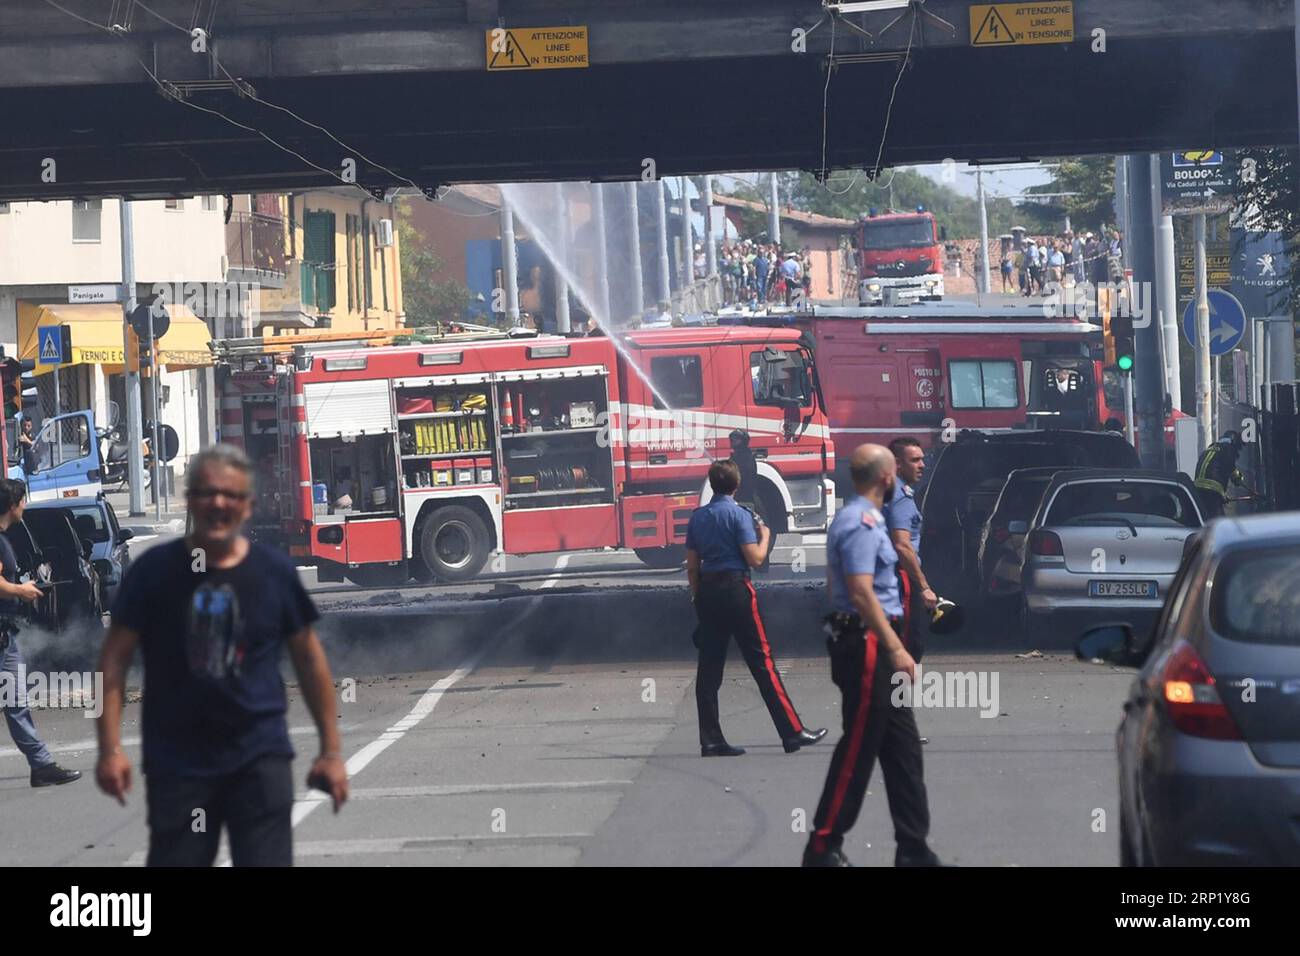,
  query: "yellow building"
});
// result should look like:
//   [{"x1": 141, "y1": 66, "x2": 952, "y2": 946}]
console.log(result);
[{"x1": 228, "y1": 189, "x2": 404, "y2": 336}]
